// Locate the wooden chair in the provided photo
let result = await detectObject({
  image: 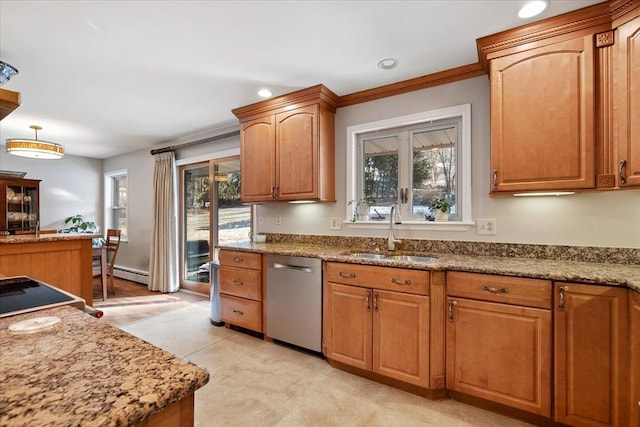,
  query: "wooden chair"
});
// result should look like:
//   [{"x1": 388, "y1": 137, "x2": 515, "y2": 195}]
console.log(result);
[{"x1": 93, "y1": 229, "x2": 122, "y2": 299}]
